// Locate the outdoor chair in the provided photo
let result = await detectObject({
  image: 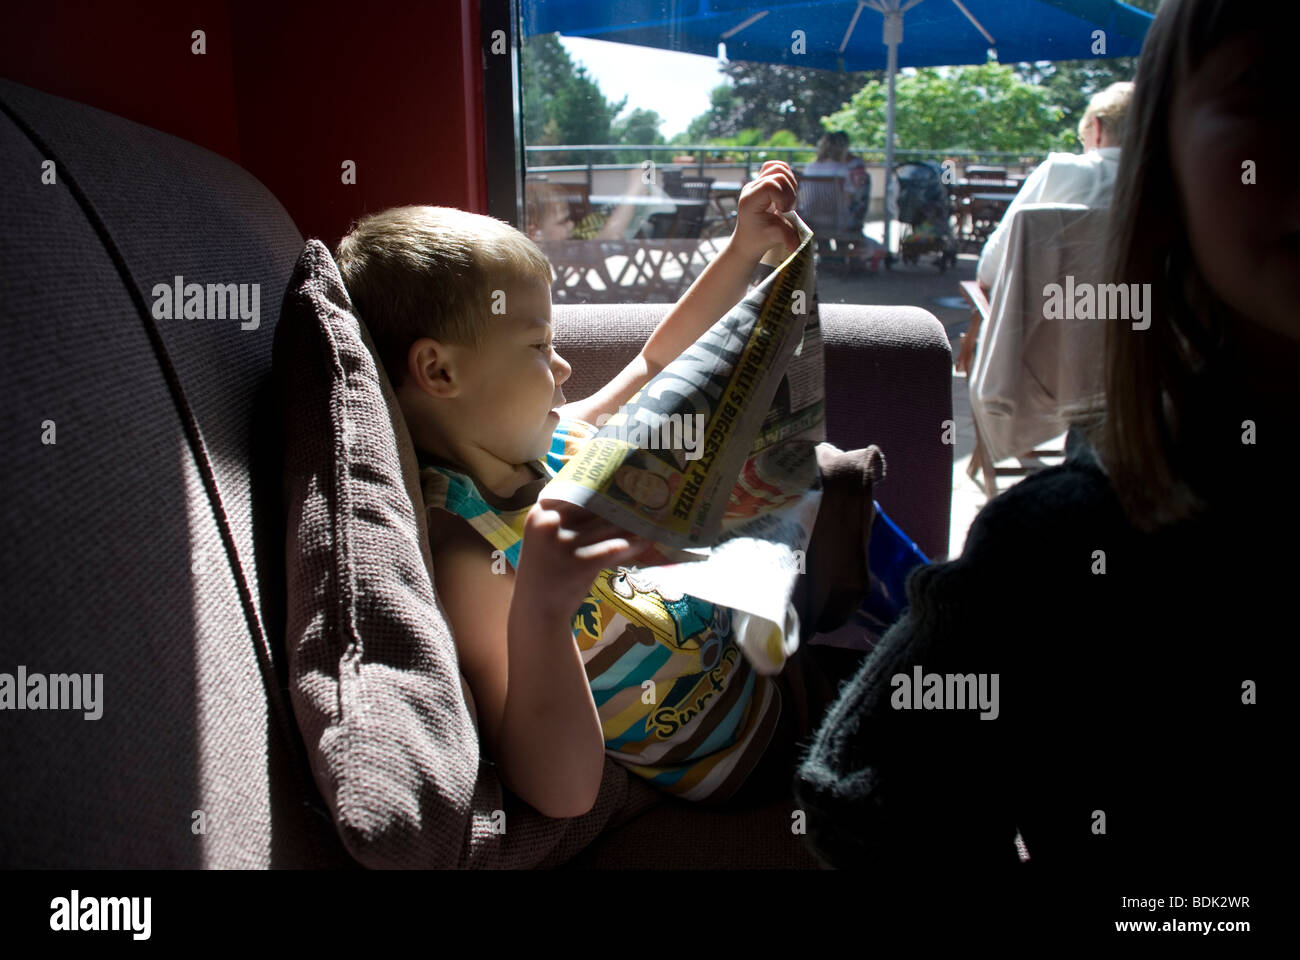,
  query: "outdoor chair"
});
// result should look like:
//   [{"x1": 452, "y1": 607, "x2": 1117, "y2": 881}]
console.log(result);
[
  {"x1": 644, "y1": 175, "x2": 713, "y2": 240},
  {"x1": 798, "y1": 174, "x2": 876, "y2": 276},
  {"x1": 959, "y1": 203, "x2": 1109, "y2": 497}
]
